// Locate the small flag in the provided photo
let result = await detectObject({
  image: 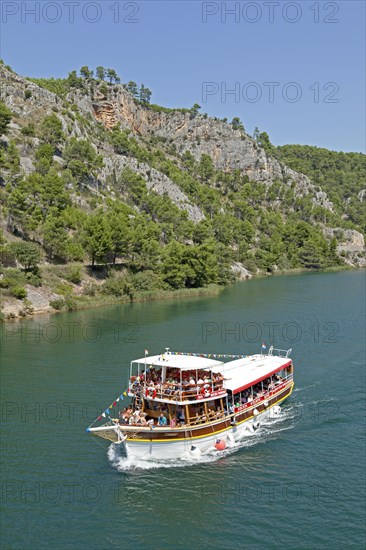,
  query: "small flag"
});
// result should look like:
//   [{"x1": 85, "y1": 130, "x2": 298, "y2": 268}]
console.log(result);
[
  {"x1": 102, "y1": 412, "x2": 106, "y2": 418},
  {"x1": 106, "y1": 408, "x2": 110, "y2": 415},
  {"x1": 97, "y1": 416, "x2": 102, "y2": 420},
  {"x1": 144, "y1": 349, "x2": 149, "y2": 355},
  {"x1": 123, "y1": 391, "x2": 127, "y2": 397},
  {"x1": 113, "y1": 402, "x2": 117, "y2": 407},
  {"x1": 120, "y1": 394, "x2": 124, "y2": 400}
]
